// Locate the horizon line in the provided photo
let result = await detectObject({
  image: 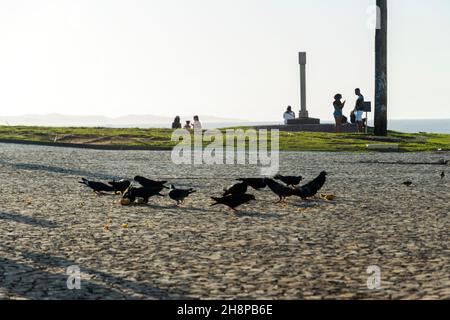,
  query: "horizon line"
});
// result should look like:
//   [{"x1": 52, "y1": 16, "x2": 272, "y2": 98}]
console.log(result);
[{"x1": 1, "y1": 114, "x2": 450, "y2": 122}]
